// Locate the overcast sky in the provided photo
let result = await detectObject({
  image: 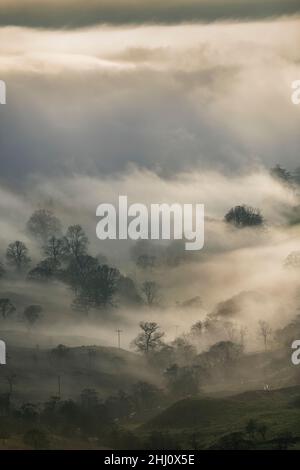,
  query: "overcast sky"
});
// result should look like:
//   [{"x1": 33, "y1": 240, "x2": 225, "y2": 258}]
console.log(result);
[
  {"x1": 0, "y1": 0, "x2": 299, "y2": 26},
  {"x1": 0, "y1": 2, "x2": 299, "y2": 192}
]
